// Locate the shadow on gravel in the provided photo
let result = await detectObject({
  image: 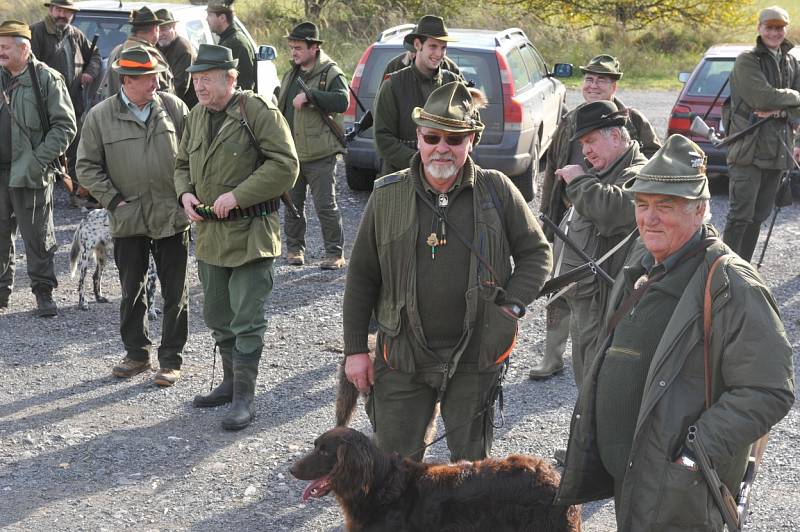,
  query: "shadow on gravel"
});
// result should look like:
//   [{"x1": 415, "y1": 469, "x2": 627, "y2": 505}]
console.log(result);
[
  {"x1": 0, "y1": 375, "x2": 111, "y2": 419},
  {"x1": 0, "y1": 377, "x2": 150, "y2": 435},
  {"x1": 253, "y1": 361, "x2": 338, "y2": 430}
]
